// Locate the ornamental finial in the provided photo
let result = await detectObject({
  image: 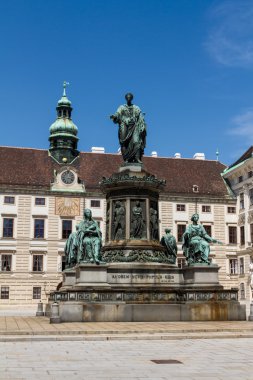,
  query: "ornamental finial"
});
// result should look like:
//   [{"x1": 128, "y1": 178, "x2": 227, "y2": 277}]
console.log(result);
[
  {"x1": 216, "y1": 148, "x2": 219, "y2": 161},
  {"x1": 63, "y1": 81, "x2": 70, "y2": 97}
]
